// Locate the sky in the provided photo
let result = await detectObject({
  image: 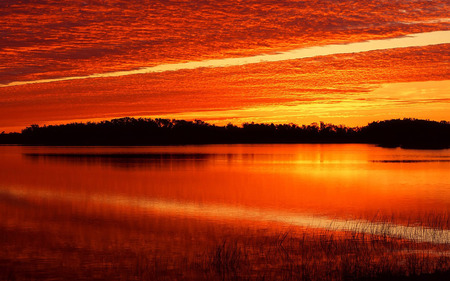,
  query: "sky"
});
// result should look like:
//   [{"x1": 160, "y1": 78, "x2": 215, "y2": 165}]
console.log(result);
[{"x1": 0, "y1": 0, "x2": 449, "y2": 132}]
